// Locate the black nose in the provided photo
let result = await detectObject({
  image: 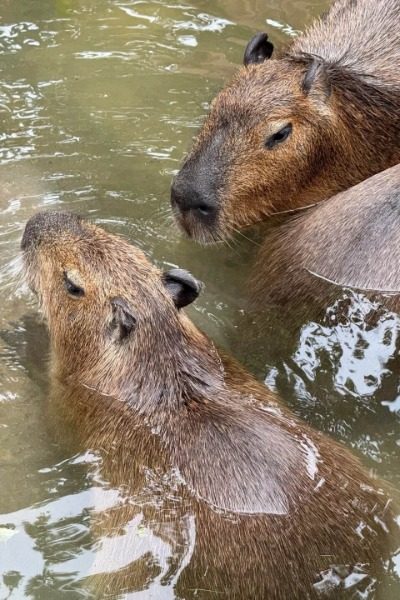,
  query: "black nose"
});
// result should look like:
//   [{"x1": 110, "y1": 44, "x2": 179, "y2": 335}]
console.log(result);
[
  {"x1": 21, "y1": 211, "x2": 83, "y2": 250},
  {"x1": 171, "y1": 178, "x2": 217, "y2": 220}
]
